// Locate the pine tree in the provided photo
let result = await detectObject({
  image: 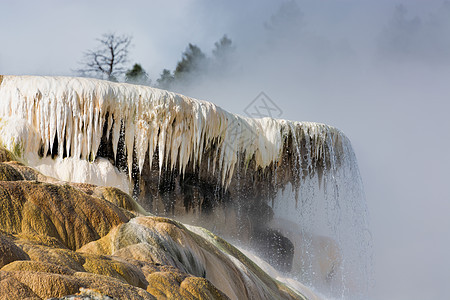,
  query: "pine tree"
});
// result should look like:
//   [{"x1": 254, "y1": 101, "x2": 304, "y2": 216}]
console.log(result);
[
  {"x1": 156, "y1": 69, "x2": 175, "y2": 90},
  {"x1": 174, "y1": 44, "x2": 207, "y2": 80},
  {"x1": 125, "y1": 63, "x2": 150, "y2": 85}
]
